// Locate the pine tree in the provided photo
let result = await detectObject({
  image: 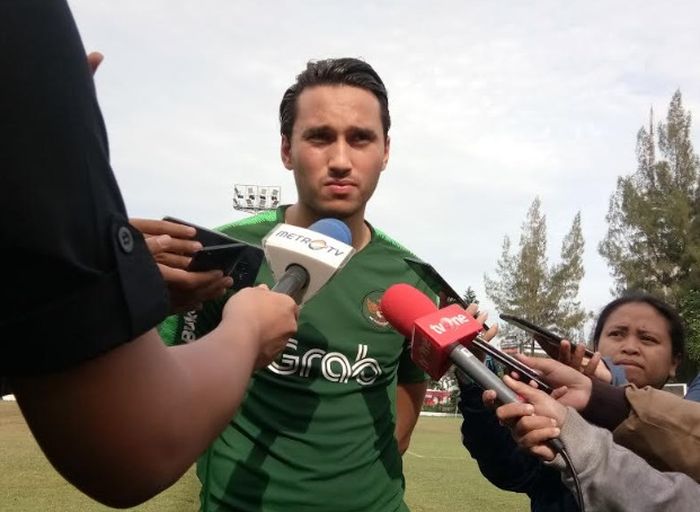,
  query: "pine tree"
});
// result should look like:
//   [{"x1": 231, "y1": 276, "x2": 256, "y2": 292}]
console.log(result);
[
  {"x1": 462, "y1": 286, "x2": 479, "y2": 306},
  {"x1": 484, "y1": 197, "x2": 587, "y2": 341},
  {"x1": 599, "y1": 90, "x2": 700, "y2": 366}
]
